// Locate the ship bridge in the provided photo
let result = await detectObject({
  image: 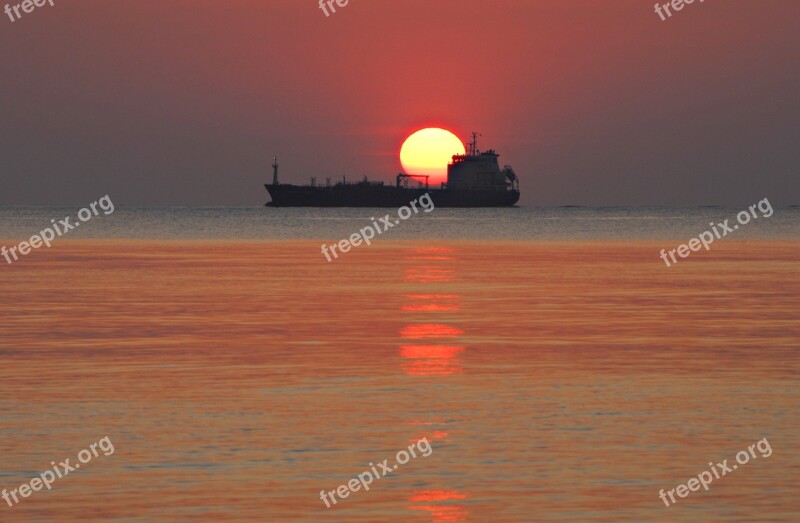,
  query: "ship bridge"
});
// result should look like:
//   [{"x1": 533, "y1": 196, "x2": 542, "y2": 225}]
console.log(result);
[{"x1": 446, "y1": 133, "x2": 519, "y2": 191}]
